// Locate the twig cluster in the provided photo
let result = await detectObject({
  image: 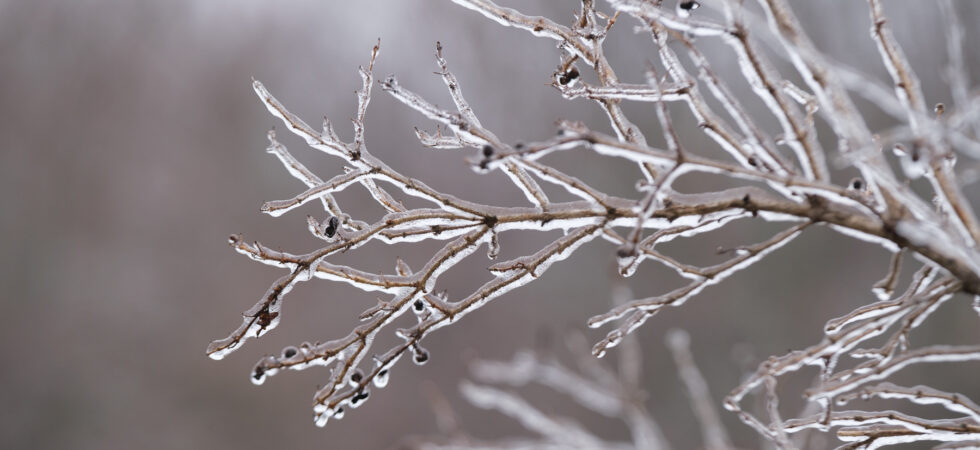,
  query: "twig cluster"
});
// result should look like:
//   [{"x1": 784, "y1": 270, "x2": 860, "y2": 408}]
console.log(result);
[{"x1": 209, "y1": 0, "x2": 980, "y2": 446}]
